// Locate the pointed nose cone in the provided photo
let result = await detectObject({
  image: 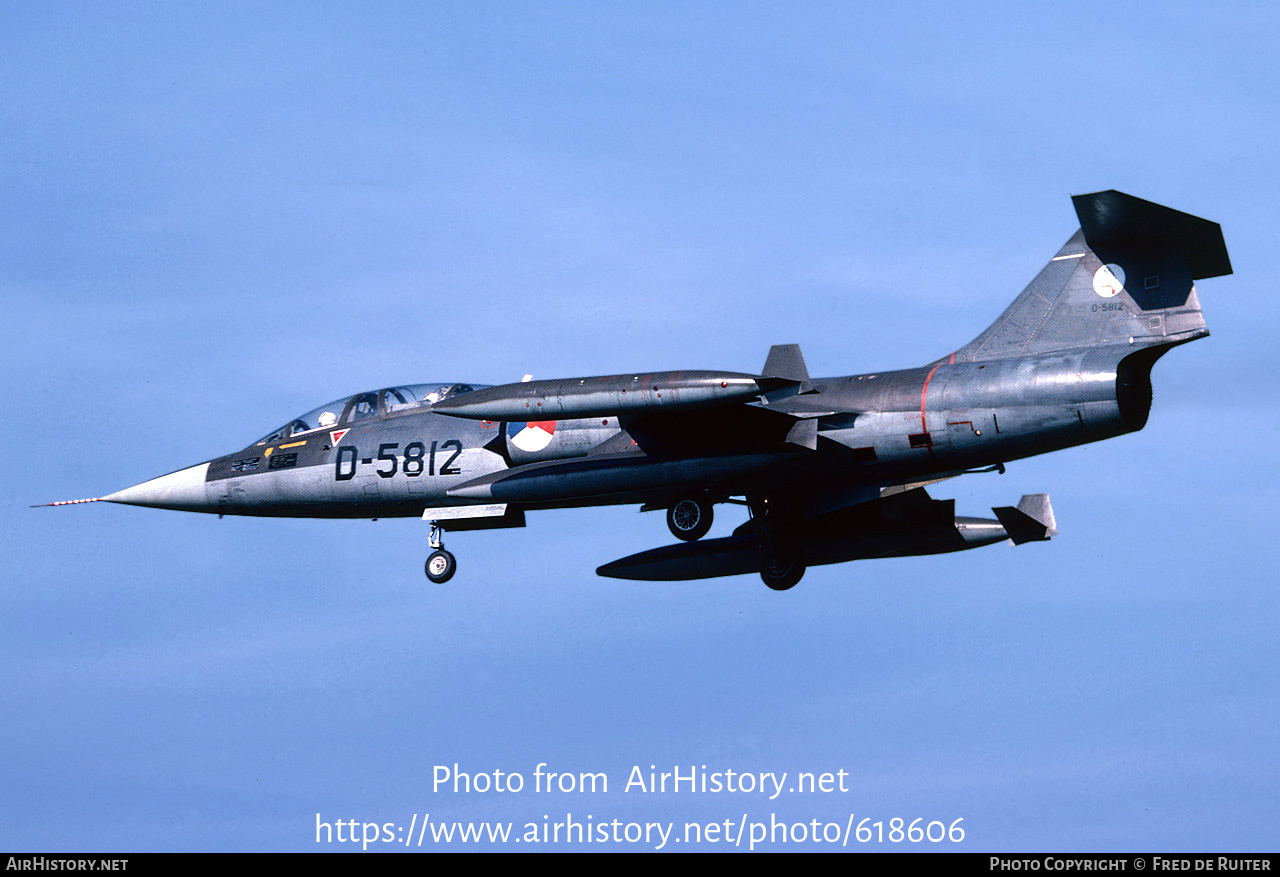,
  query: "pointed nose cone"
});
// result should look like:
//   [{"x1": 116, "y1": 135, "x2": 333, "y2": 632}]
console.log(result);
[{"x1": 103, "y1": 462, "x2": 213, "y2": 512}]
